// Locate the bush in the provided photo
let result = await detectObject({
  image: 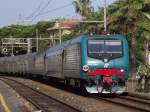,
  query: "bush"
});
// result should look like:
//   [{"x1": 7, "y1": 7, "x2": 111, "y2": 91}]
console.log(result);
[{"x1": 136, "y1": 65, "x2": 150, "y2": 92}]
